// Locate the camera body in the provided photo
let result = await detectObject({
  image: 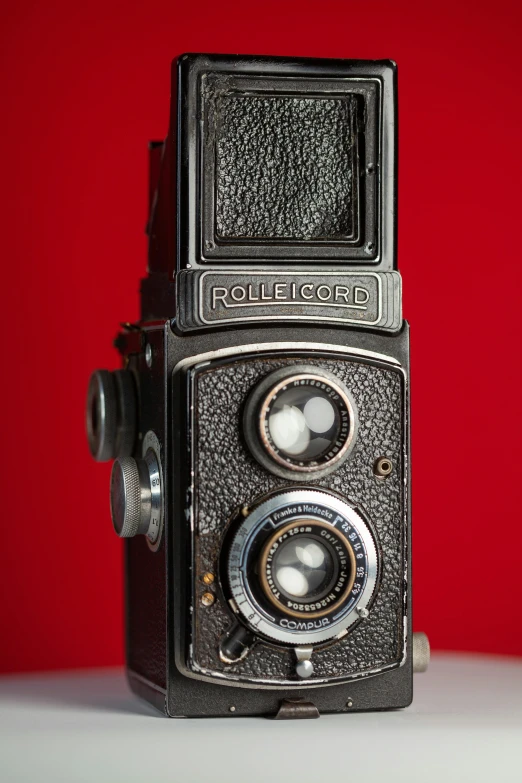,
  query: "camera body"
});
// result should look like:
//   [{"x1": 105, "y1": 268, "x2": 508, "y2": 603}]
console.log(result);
[{"x1": 87, "y1": 54, "x2": 428, "y2": 718}]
